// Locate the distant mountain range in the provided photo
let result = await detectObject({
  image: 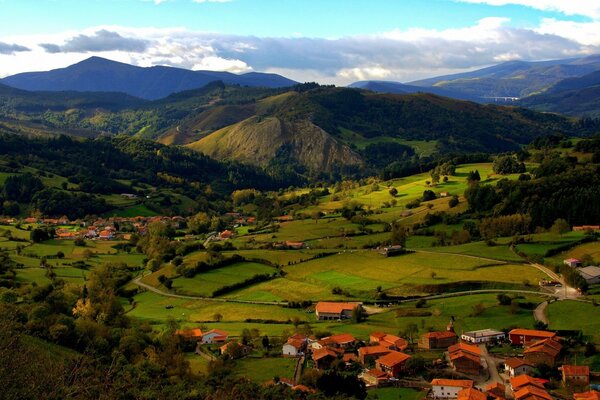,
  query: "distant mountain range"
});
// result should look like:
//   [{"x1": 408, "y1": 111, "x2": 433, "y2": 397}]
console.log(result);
[{"x1": 0, "y1": 57, "x2": 297, "y2": 100}]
